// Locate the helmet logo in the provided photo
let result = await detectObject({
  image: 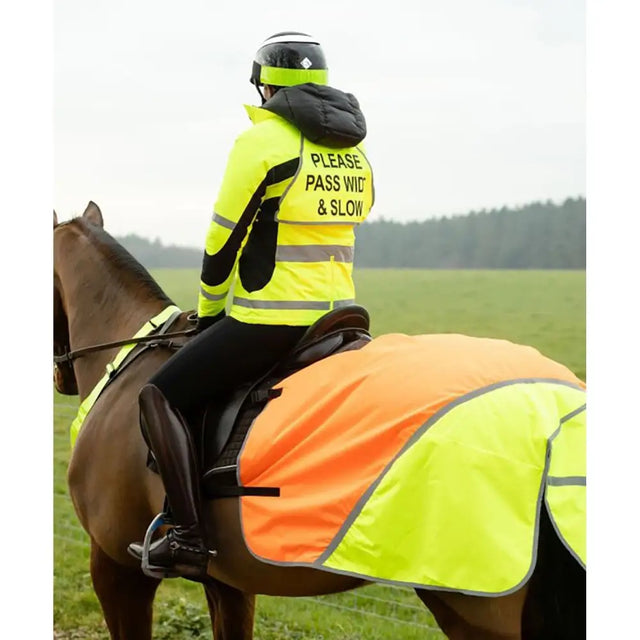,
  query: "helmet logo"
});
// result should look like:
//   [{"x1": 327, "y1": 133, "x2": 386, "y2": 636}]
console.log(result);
[{"x1": 300, "y1": 57, "x2": 313, "y2": 69}]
